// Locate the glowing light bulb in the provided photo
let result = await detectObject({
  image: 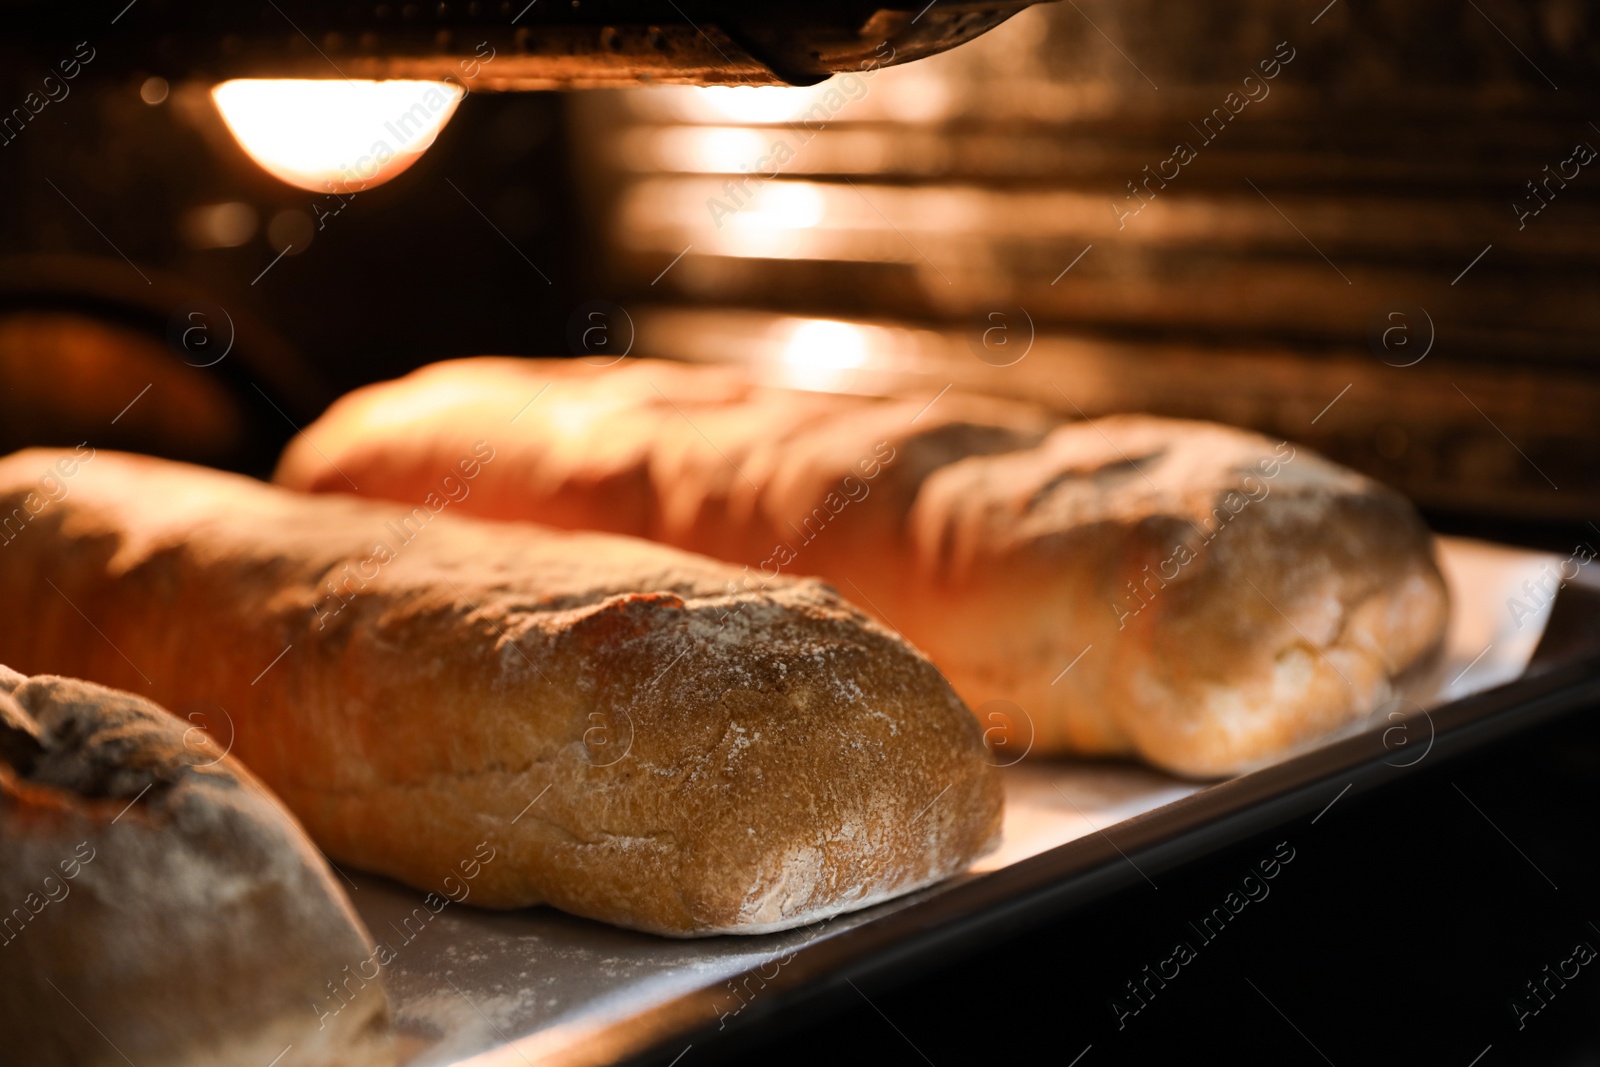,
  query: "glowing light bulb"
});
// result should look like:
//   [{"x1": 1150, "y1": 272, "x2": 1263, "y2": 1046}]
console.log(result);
[{"x1": 211, "y1": 79, "x2": 463, "y2": 194}]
